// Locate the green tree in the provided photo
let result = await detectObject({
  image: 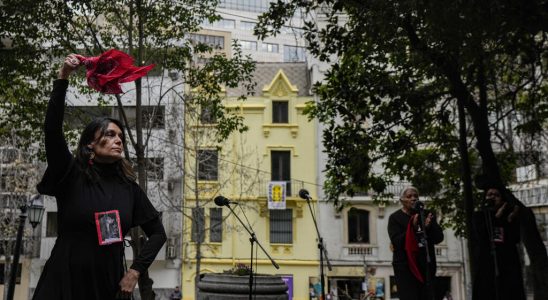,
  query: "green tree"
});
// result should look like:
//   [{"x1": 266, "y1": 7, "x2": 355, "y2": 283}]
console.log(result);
[
  {"x1": 1, "y1": 0, "x2": 255, "y2": 298},
  {"x1": 0, "y1": 132, "x2": 42, "y2": 300},
  {"x1": 257, "y1": 0, "x2": 547, "y2": 298}
]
